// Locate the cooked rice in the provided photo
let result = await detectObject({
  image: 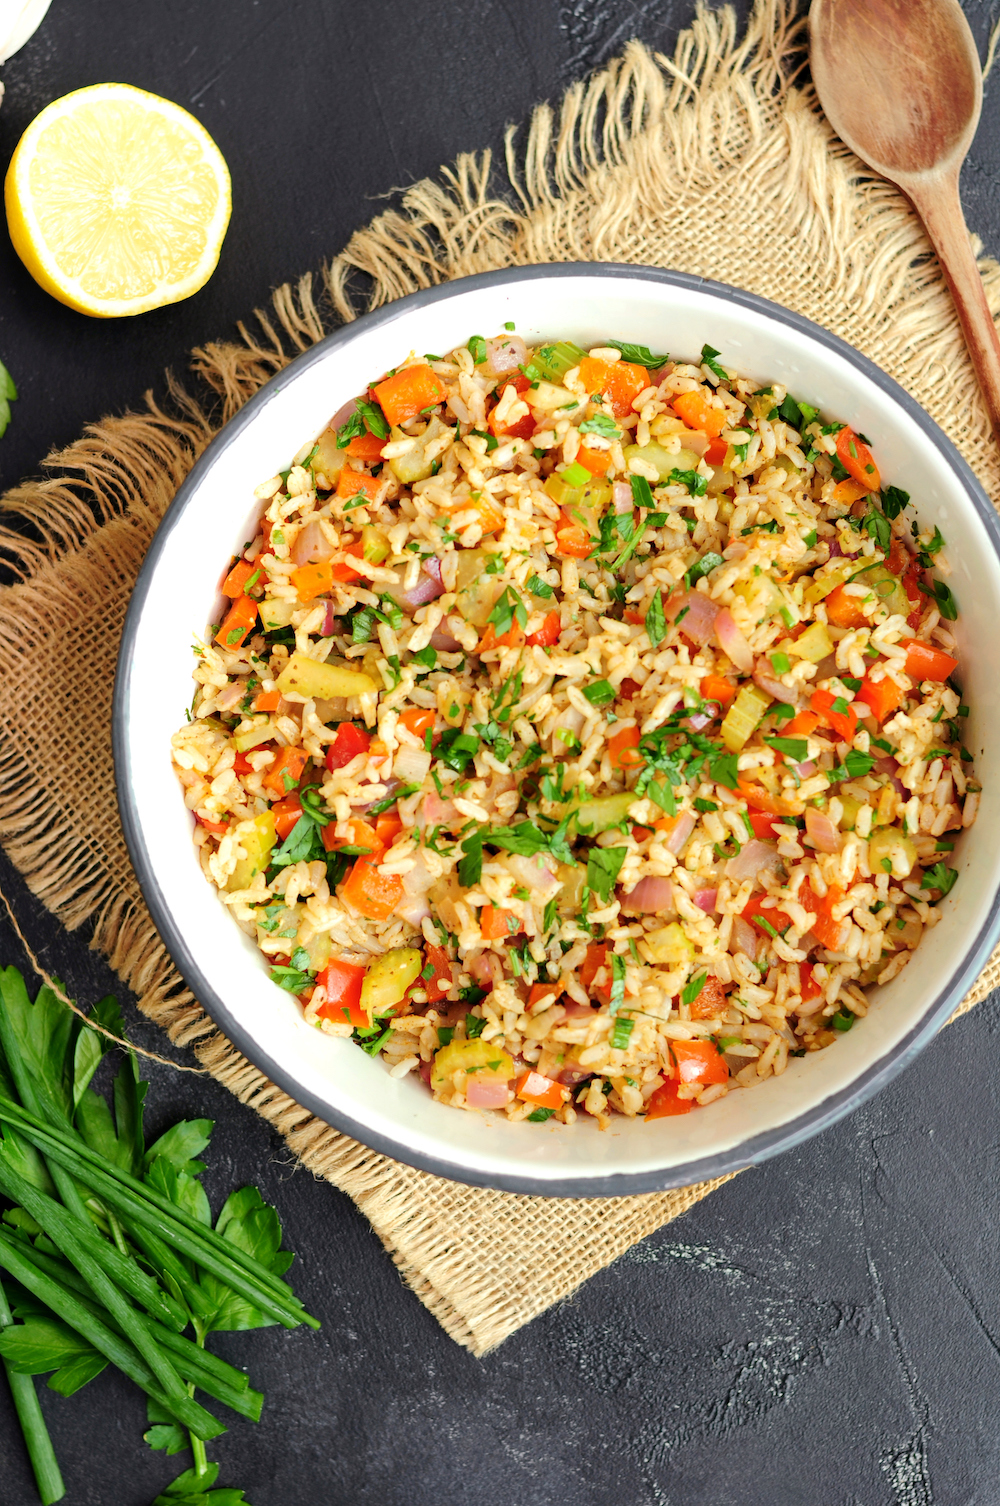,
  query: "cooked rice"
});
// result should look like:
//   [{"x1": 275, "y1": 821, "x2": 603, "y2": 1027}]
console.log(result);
[{"x1": 172, "y1": 331, "x2": 978, "y2": 1129}]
